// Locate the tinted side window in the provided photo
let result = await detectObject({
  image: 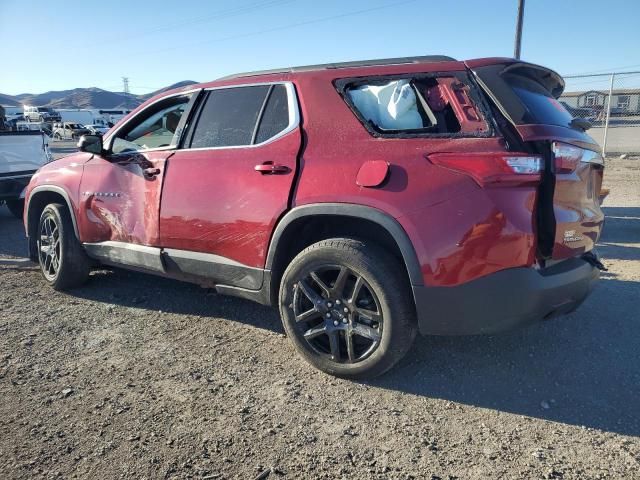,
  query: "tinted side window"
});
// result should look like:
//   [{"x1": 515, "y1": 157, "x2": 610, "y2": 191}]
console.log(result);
[
  {"x1": 190, "y1": 85, "x2": 269, "y2": 148},
  {"x1": 255, "y1": 85, "x2": 289, "y2": 143}
]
